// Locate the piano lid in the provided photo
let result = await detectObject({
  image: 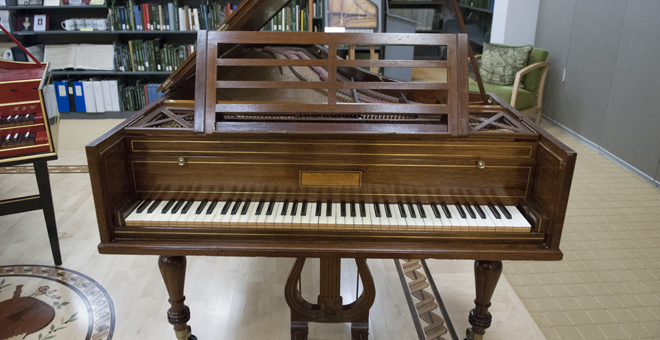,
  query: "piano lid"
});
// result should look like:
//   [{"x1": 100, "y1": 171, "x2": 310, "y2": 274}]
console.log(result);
[{"x1": 159, "y1": 0, "x2": 488, "y2": 103}]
